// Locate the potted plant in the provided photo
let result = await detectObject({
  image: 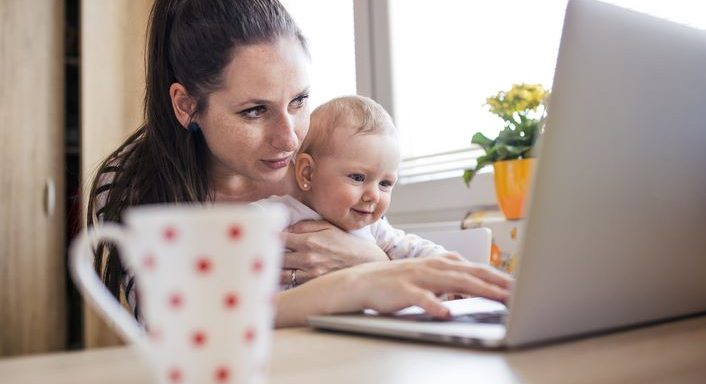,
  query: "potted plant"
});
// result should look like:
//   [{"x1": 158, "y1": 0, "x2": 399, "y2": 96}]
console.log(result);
[{"x1": 463, "y1": 83, "x2": 549, "y2": 220}]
